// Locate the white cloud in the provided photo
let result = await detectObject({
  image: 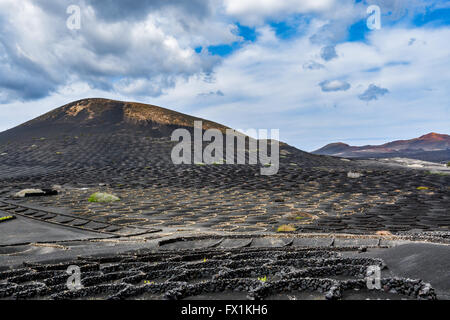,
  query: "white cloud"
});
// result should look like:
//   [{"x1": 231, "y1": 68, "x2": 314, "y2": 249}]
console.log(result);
[
  {"x1": 0, "y1": 0, "x2": 449, "y2": 152},
  {"x1": 0, "y1": 0, "x2": 238, "y2": 102},
  {"x1": 223, "y1": 0, "x2": 336, "y2": 25},
  {"x1": 148, "y1": 24, "x2": 450, "y2": 151},
  {"x1": 358, "y1": 84, "x2": 389, "y2": 101},
  {"x1": 319, "y1": 80, "x2": 350, "y2": 92}
]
